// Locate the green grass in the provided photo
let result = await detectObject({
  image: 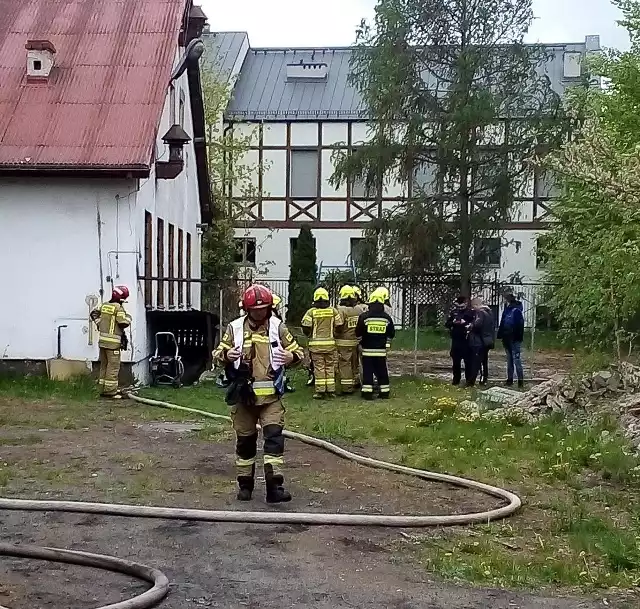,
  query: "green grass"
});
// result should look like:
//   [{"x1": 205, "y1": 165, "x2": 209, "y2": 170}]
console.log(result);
[
  {"x1": 388, "y1": 328, "x2": 574, "y2": 353},
  {"x1": 2, "y1": 372, "x2": 640, "y2": 593},
  {"x1": 140, "y1": 372, "x2": 640, "y2": 593}
]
